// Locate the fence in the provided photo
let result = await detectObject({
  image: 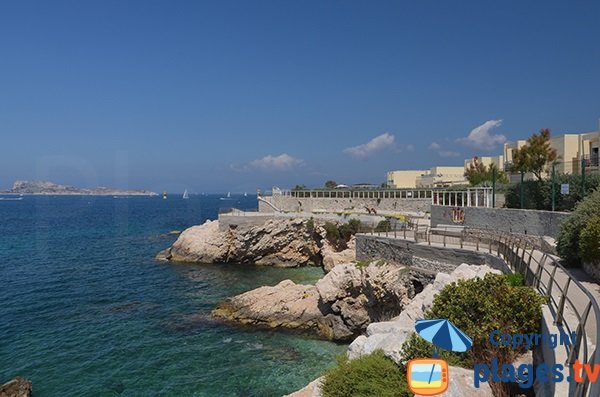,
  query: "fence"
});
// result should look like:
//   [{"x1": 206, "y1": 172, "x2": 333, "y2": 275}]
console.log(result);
[{"x1": 363, "y1": 226, "x2": 600, "y2": 396}]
